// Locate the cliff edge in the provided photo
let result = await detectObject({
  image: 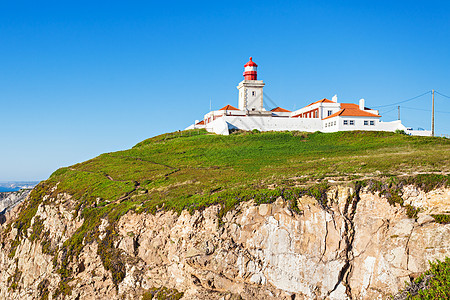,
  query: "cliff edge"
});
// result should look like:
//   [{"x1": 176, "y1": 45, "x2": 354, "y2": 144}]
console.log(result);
[{"x1": 1, "y1": 130, "x2": 449, "y2": 299}]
